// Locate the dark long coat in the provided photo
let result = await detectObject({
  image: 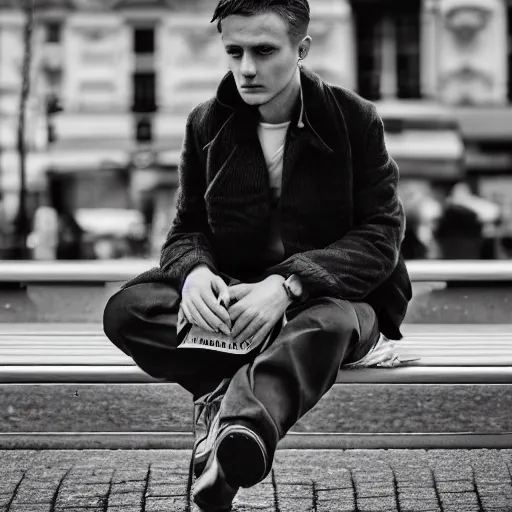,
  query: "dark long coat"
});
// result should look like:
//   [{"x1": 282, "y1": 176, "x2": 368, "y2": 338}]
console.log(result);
[{"x1": 125, "y1": 67, "x2": 412, "y2": 340}]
